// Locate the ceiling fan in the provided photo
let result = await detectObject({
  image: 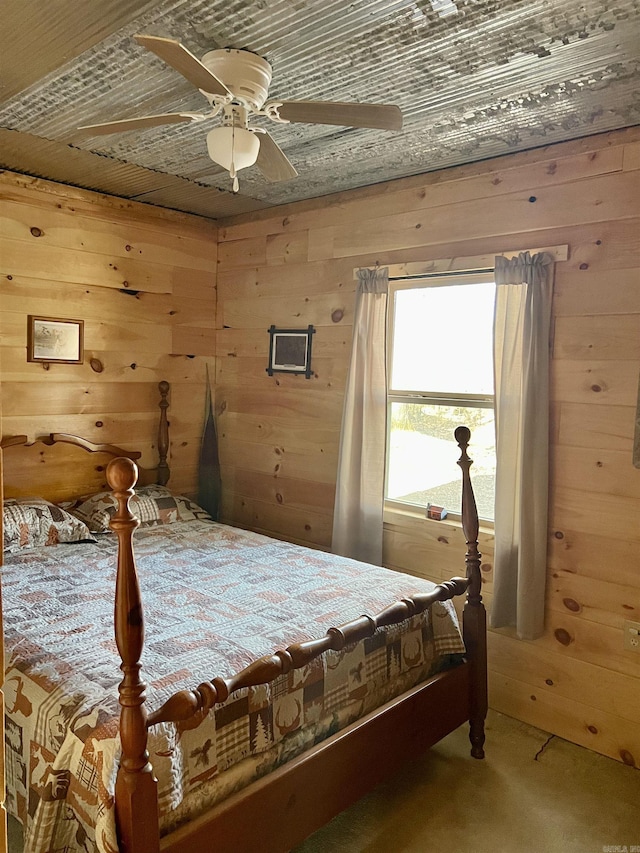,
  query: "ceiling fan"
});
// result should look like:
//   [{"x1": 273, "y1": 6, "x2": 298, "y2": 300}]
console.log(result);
[{"x1": 78, "y1": 35, "x2": 403, "y2": 192}]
